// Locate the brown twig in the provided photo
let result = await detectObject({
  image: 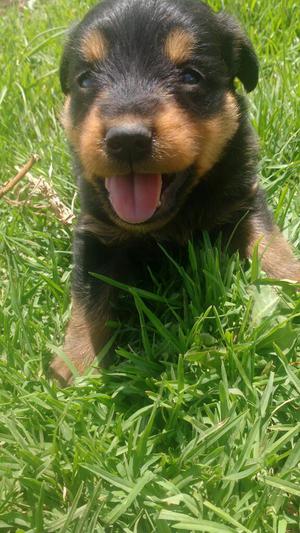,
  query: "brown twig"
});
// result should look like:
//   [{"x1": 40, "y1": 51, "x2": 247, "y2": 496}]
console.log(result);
[
  {"x1": 1, "y1": 154, "x2": 75, "y2": 226},
  {"x1": 27, "y1": 174, "x2": 76, "y2": 225},
  {"x1": 0, "y1": 154, "x2": 39, "y2": 199}
]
